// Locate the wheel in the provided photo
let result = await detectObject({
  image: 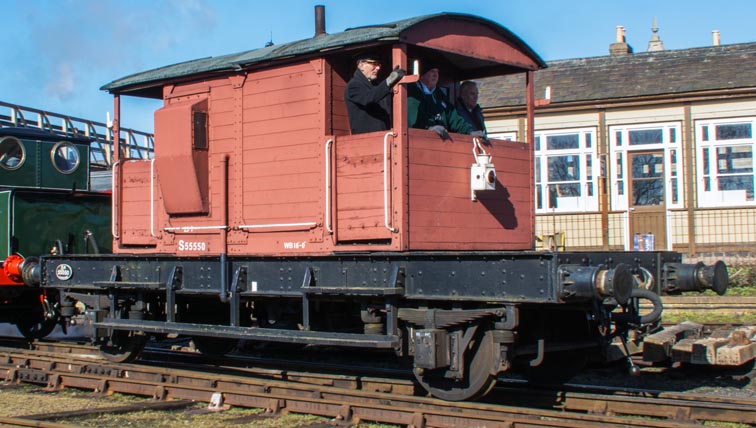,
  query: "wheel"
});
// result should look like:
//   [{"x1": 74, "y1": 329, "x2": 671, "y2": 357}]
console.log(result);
[
  {"x1": 414, "y1": 329, "x2": 498, "y2": 401},
  {"x1": 191, "y1": 336, "x2": 238, "y2": 356},
  {"x1": 99, "y1": 330, "x2": 148, "y2": 363},
  {"x1": 16, "y1": 317, "x2": 57, "y2": 339},
  {"x1": 16, "y1": 294, "x2": 59, "y2": 339}
]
